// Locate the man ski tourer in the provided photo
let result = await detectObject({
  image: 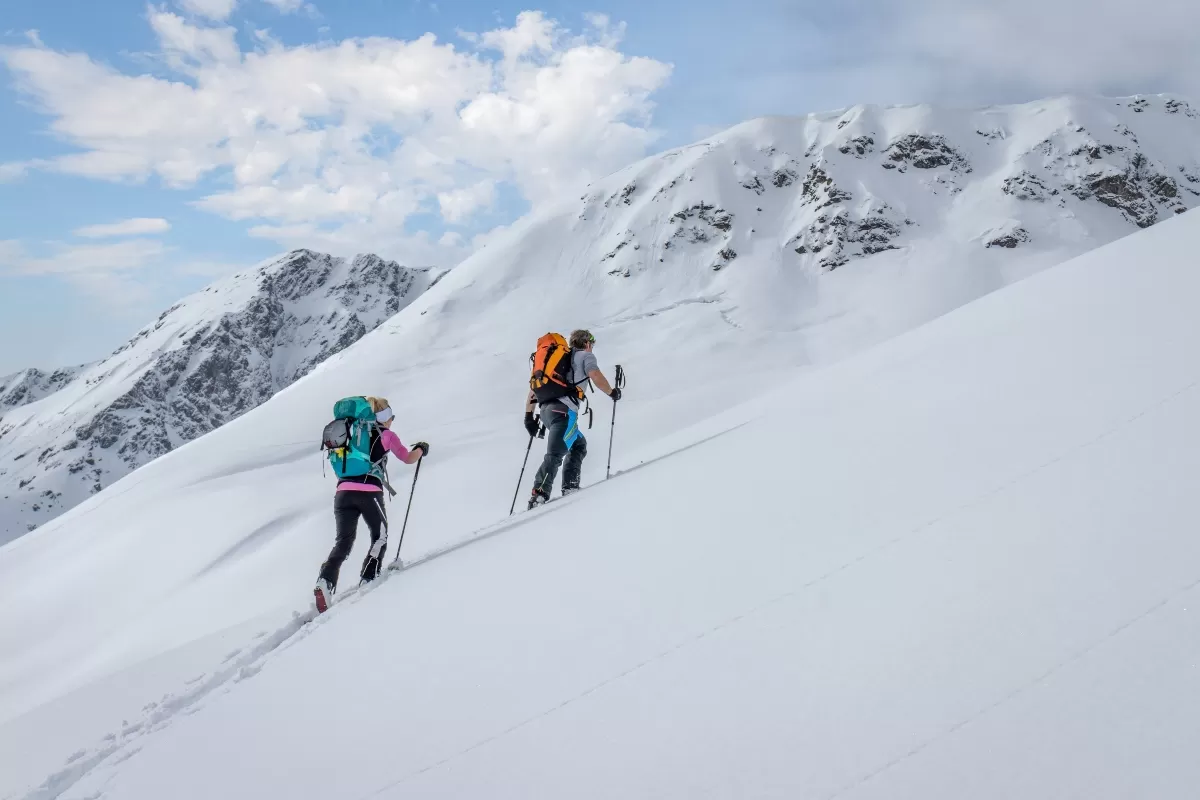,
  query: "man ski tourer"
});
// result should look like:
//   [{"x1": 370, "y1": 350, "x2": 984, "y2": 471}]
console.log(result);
[
  {"x1": 316, "y1": 395, "x2": 428, "y2": 613},
  {"x1": 524, "y1": 329, "x2": 621, "y2": 509}
]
